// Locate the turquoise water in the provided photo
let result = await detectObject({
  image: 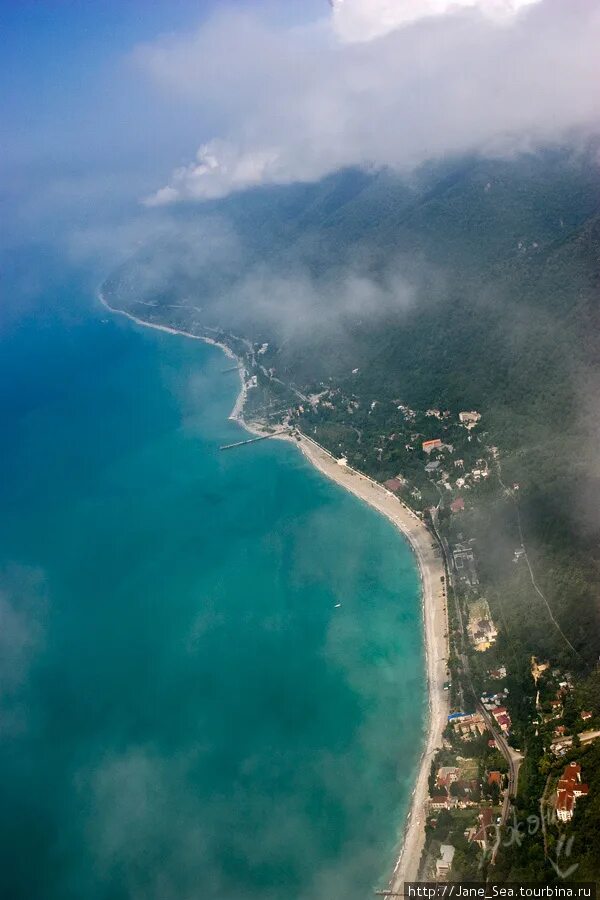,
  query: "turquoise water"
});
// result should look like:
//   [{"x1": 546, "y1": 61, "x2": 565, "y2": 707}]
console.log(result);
[{"x1": 0, "y1": 260, "x2": 426, "y2": 900}]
